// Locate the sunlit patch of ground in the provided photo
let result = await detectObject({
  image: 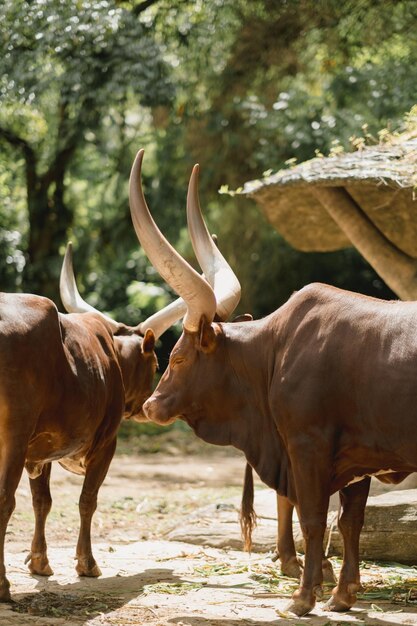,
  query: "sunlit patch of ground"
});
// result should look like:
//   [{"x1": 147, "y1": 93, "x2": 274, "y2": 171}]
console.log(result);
[{"x1": 3, "y1": 434, "x2": 417, "y2": 625}]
